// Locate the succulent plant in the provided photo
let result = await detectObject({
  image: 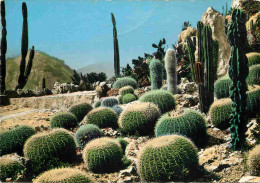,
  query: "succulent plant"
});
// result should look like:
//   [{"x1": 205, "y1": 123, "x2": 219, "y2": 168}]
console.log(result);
[
  {"x1": 118, "y1": 102, "x2": 161, "y2": 136},
  {"x1": 111, "y1": 13, "x2": 120, "y2": 77},
  {"x1": 68, "y1": 103, "x2": 93, "y2": 122},
  {"x1": 82, "y1": 107, "x2": 118, "y2": 129},
  {"x1": 112, "y1": 77, "x2": 138, "y2": 89},
  {"x1": 50, "y1": 112, "x2": 78, "y2": 130},
  {"x1": 112, "y1": 105, "x2": 123, "y2": 116},
  {"x1": 83, "y1": 137, "x2": 123, "y2": 173},
  {"x1": 0, "y1": 125, "x2": 35, "y2": 156},
  {"x1": 101, "y1": 97, "x2": 119, "y2": 108},
  {"x1": 247, "y1": 87, "x2": 260, "y2": 118},
  {"x1": 122, "y1": 93, "x2": 138, "y2": 104},
  {"x1": 248, "y1": 145, "x2": 260, "y2": 176},
  {"x1": 23, "y1": 128, "x2": 77, "y2": 174},
  {"x1": 248, "y1": 64, "x2": 260, "y2": 85},
  {"x1": 155, "y1": 110, "x2": 207, "y2": 146},
  {"x1": 139, "y1": 90, "x2": 176, "y2": 114},
  {"x1": 246, "y1": 52, "x2": 260, "y2": 67},
  {"x1": 116, "y1": 138, "x2": 129, "y2": 153},
  {"x1": 165, "y1": 48, "x2": 178, "y2": 94},
  {"x1": 33, "y1": 168, "x2": 93, "y2": 183},
  {"x1": 214, "y1": 76, "x2": 232, "y2": 99},
  {"x1": 75, "y1": 124, "x2": 103, "y2": 149},
  {"x1": 137, "y1": 135, "x2": 199, "y2": 181},
  {"x1": 94, "y1": 100, "x2": 101, "y2": 108},
  {"x1": 149, "y1": 59, "x2": 163, "y2": 90},
  {"x1": 119, "y1": 86, "x2": 134, "y2": 96}
]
